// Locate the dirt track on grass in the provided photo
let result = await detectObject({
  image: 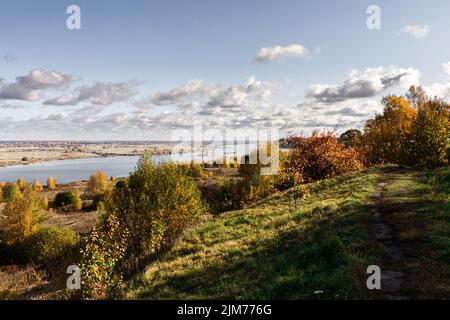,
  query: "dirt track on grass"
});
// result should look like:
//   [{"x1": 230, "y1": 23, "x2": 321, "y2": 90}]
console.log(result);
[{"x1": 370, "y1": 167, "x2": 410, "y2": 300}]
